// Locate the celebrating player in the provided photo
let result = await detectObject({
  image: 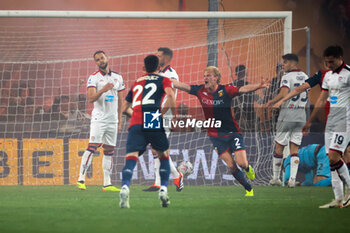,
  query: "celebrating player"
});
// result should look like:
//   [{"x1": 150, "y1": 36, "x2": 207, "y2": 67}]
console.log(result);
[
  {"x1": 303, "y1": 46, "x2": 350, "y2": 208},
  {"x1": 172, "y1": 66, "x2": 268, "y2": 196},
  {"x1": 265, "y1": 54, "x2": 308, "y2": 187},
  {"x1": 283, "y1": 144, "x2": 331, "y2": 186},
  {"x1": 143, "y1": 47, "x2": 184, "y2": 192},
  {"x1": 119, "y1": 55, "x2": 176, "y2": 208},
  {"x1": 77, "y1": 51, "x2": 125, "y2": 191}
]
